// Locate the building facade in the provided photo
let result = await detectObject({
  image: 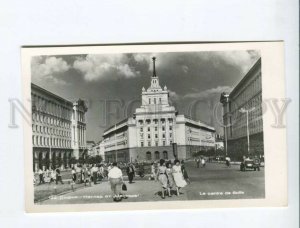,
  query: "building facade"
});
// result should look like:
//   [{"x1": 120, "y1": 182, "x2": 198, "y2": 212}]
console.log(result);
[
  {"x1": 89, "y1": 140, "x2": 105, "y2": 158},
  {"x1": 215, "y1": 134, "x2": 224, "y2": 150},
  {"x1": 31, "y1": 83, "x2": 88, "y2": 171},
  {"x1": 86, "y1": 140, "x2": 96, "y2": 156},
  {"x1": 103, "y1": 57, "x2": 215, "y2": 163},
  {"x1": 220, "y1": 58, "x2": 263, "y2": 159}
]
